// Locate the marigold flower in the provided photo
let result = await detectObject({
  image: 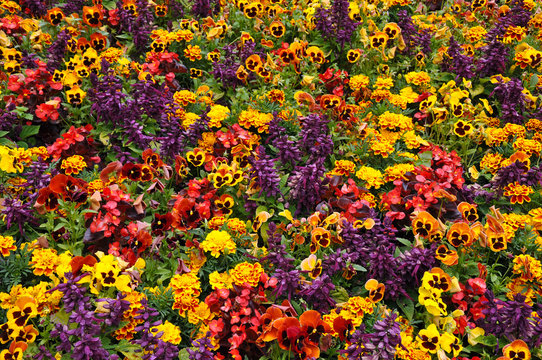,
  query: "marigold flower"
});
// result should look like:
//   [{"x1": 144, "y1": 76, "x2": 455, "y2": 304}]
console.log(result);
[
  {"x1": 503, "y1": 182, "x2": 533, "y2": 204},
  {"x1": 230, "y1": 262, "x2": 264, "y2": 287},
  {"x1": 0, "y1": 235, "x2": 16, "y2": 257},
  {"x1": 30, "y1": 248, "x2": 60, "y2": 277},
  {"x1": 209, "y1": 271, "x2": 233, "y2": 290},
  {"x1": 60, "y1": 155, "x2": 87, "y2": 175},
  {"x1": 356, "y1": 166, "x2": 385, "y2": 189},
  {"x1": 151, "y1": 321, "x2": 182, "y2": 344},
  {"x1": 404, "y1": 71, "x2": 431, "y2": 86},
  {"x1": 200, "y1": 230, "x2": 236, "y2": 258},
  {"x1": 349, "y1": 74, "x2": 370, "y2": 91},
  {"x1": 184, "y1": 44, "x2": 202, "y2": 61}
]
